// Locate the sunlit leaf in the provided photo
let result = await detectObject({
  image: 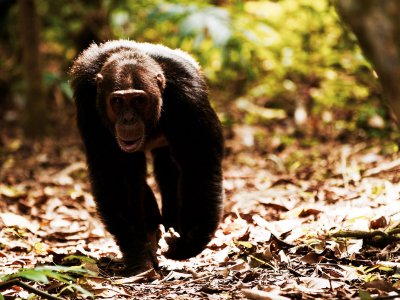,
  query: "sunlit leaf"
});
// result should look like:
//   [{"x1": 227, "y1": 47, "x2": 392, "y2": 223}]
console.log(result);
[
  {"x1": 63, "y1": 254, "x2": 96, "y2": 264},
  {"x1": 359, "y1": 290, "x2": 373, "y2": 300},
  {"x1": 2, "y1": 269, "x2": 49, "y2": 284},
  {"x1": 234, "y1": 241, "x2": 254, "y2": 249}
]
